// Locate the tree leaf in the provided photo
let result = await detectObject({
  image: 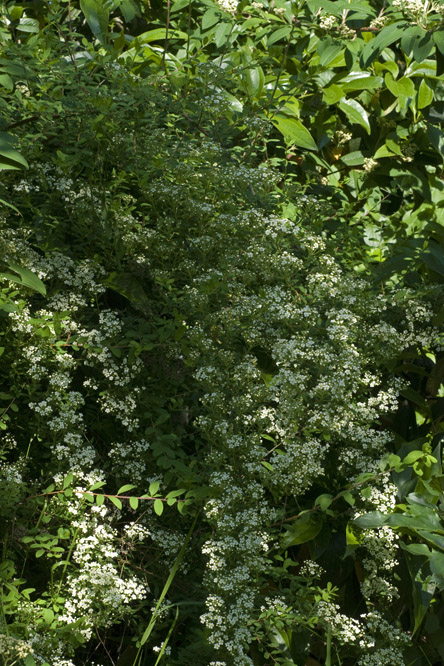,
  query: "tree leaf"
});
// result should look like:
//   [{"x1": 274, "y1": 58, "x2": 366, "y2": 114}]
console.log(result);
[
  {"x1": 271, "y1": 115, "x2": 318, "y2": 150},
  {"x1": 154, "y1": 499, "x2": 164, "y2": 516},
  {"x1": 1, "y1": 264, "x2": 46, "y2": 296},
  {"x1": 109, "y1": 496, "x2": 123, "y2": 510},
  {"x1": 241, "y1": 66, "x2": 264, "y2": 99},
  {"x1": 0, "y1": 133, "x2": 28, "y2": 170},
  {"x1": 337, "y1": 98, "x2": 371, "y2": 134},
  {"x1": 80, "y1": 0, "x2": 110, "y2": 45},
  {"x1": 149, "y1": 481, "x2": 160, "y2": 496},
  {"x1": 417, "y1": 79, "x2": 433, "y2": 109},
  {"x1": 117, "y1": 484, "x2": 136, "y2": 495},
  {"x1": 361, "y1": 21, "x2": 409, "y2": 66},
  {"x1": 129, "y1": 496, "x2": 139, "y2": 510}
]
